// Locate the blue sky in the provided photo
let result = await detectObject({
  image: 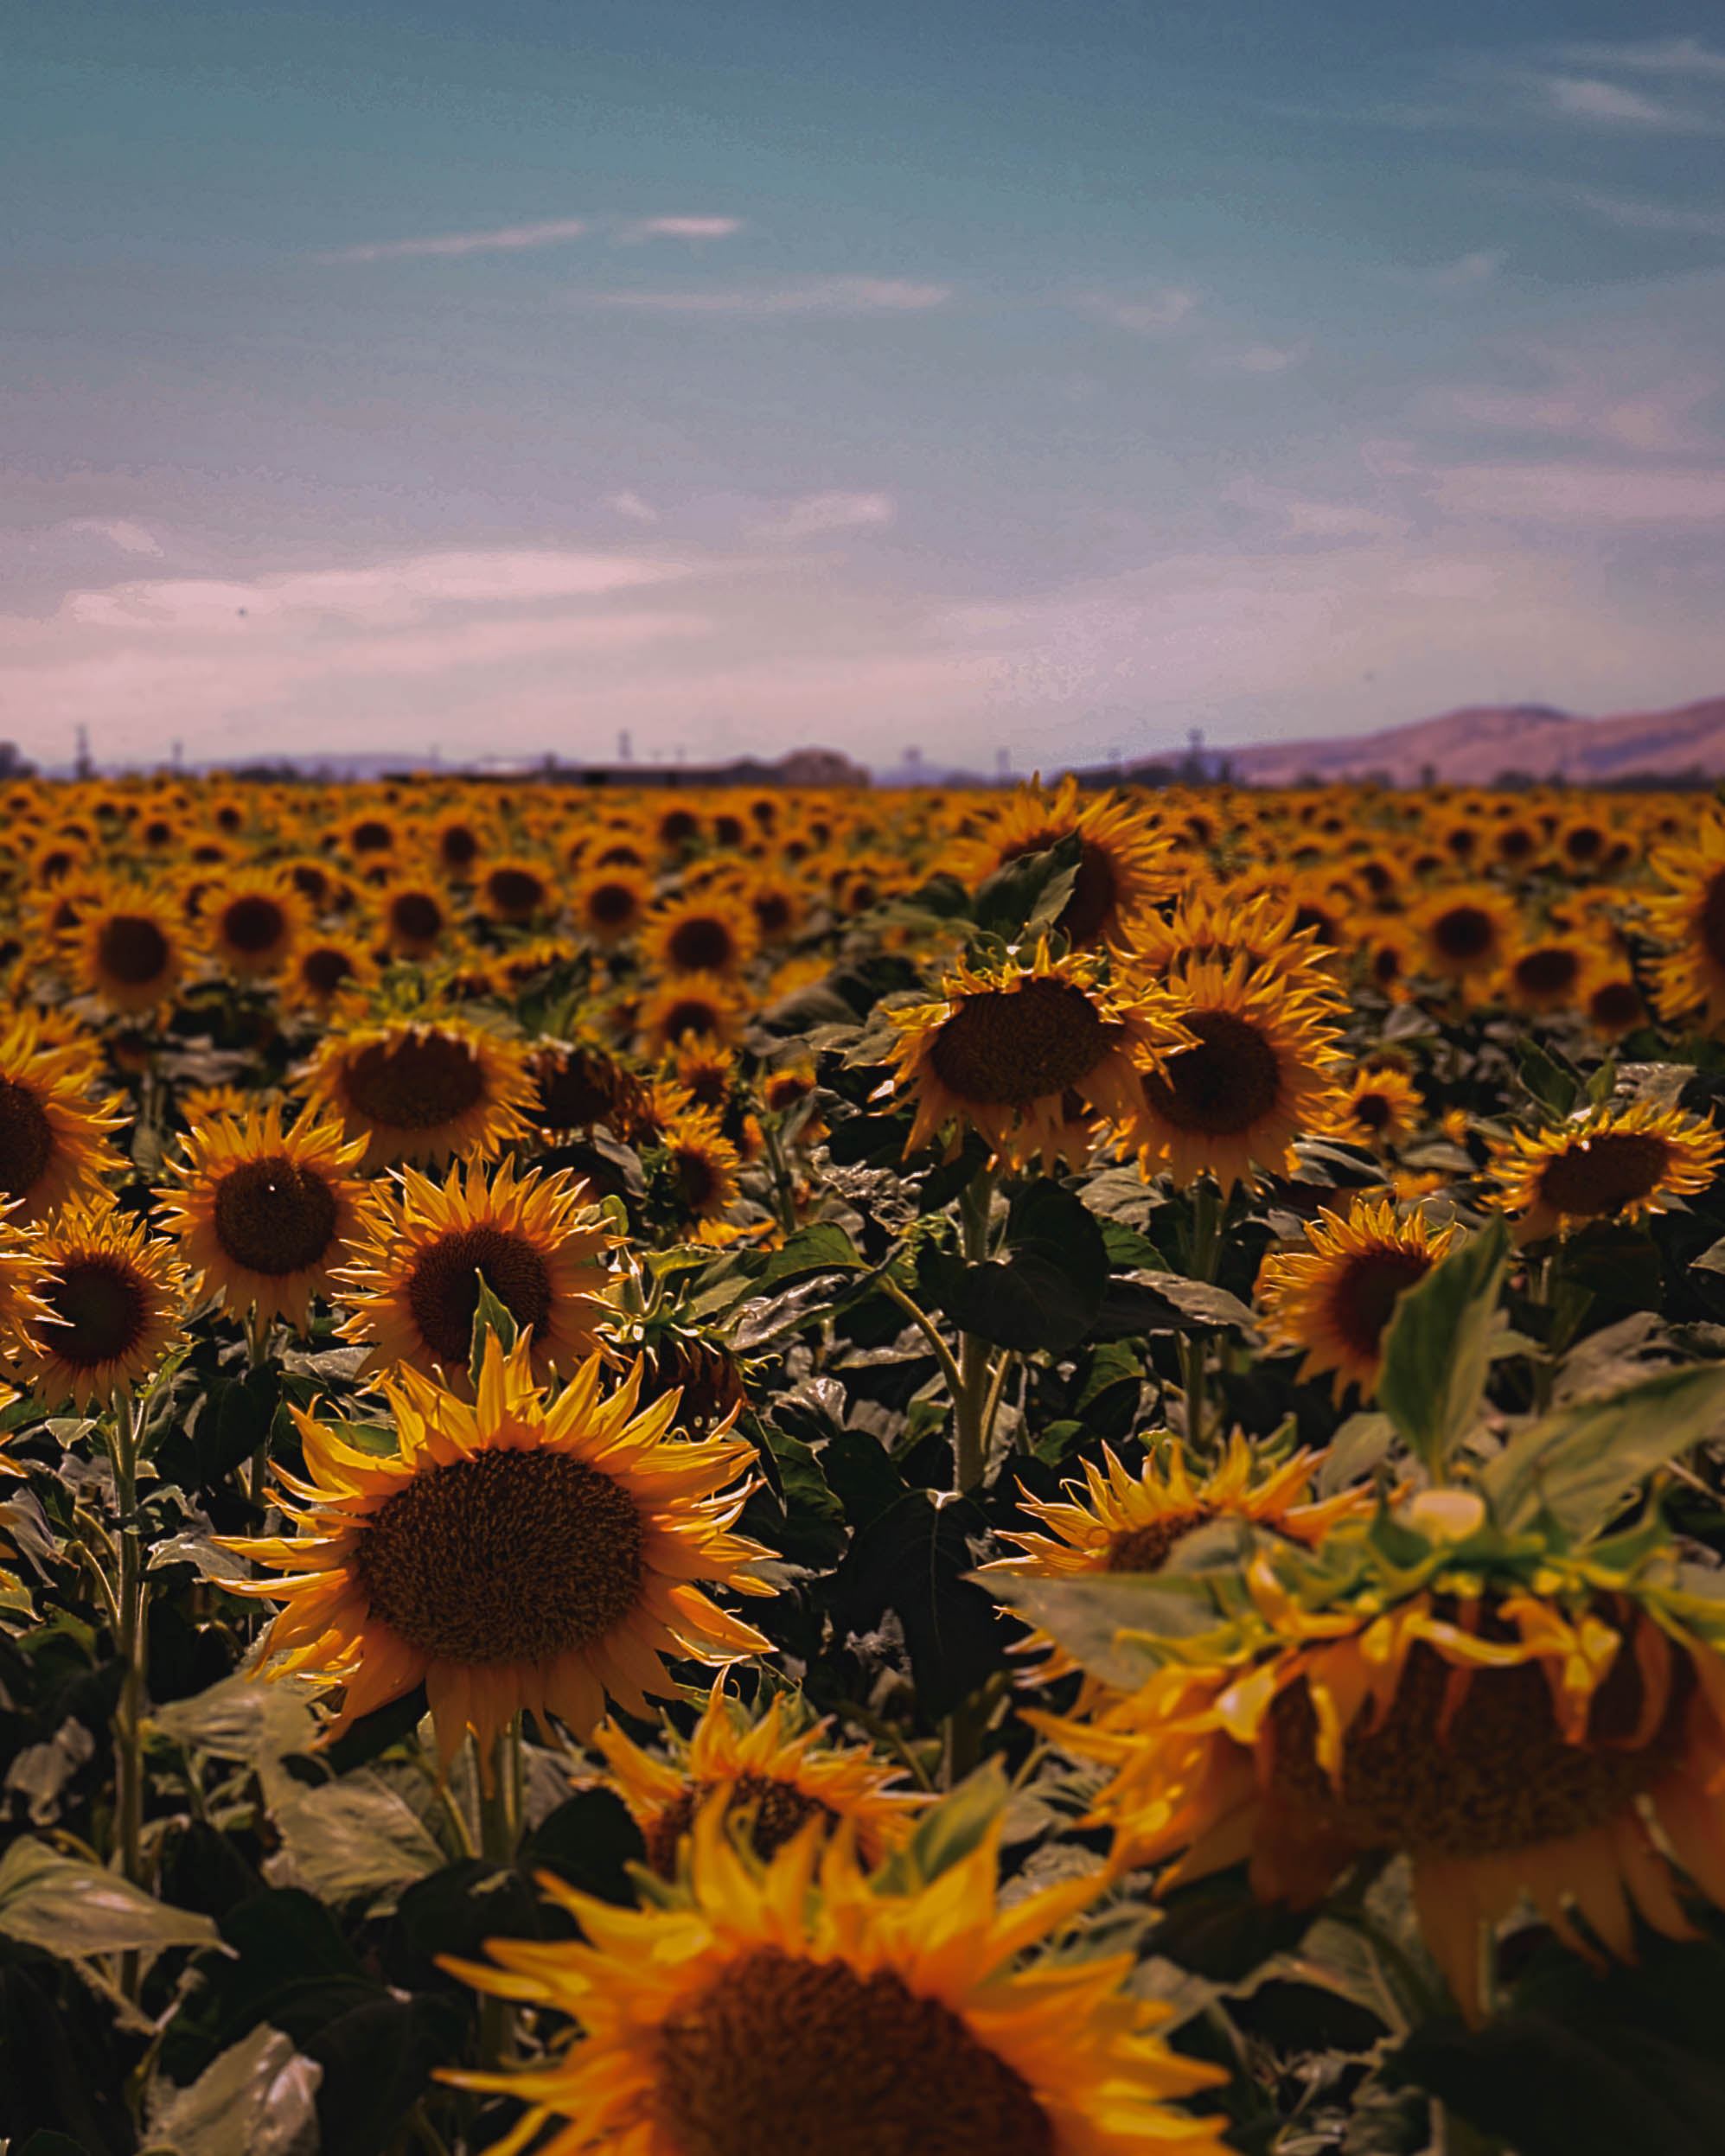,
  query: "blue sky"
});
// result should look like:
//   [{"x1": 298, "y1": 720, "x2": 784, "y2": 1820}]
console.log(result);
[{"x1": 4, "y1": 1, "x2": 1725, "y2": 772}]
